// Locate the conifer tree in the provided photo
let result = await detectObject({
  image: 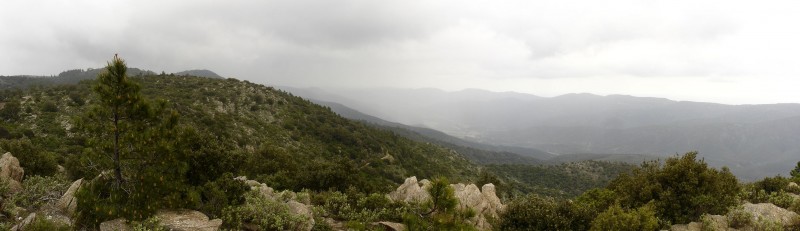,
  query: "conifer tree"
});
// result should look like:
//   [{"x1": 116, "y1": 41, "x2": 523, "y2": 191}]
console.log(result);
[{"x1": 91, "y1": 54, "x2": 146, "y2": 187}]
